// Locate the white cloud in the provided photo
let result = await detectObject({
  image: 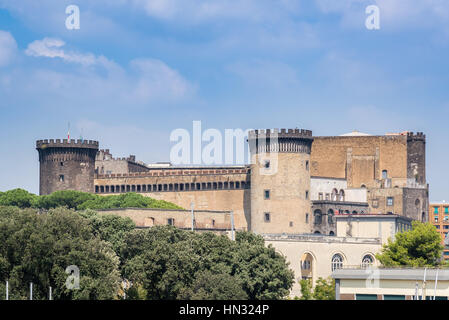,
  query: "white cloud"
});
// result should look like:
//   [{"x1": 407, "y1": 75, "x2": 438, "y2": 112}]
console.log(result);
[
  {"x1": 0, "y1": 30, "x2": 18, "y2": 67},
  {"x1": 25, "y1": 37, "x2": 107, "y2": 66},
  {"x1": 130, "y1": 58, "x2": 192, "y2": 100},
  {"x1": 1, "y1": 38, "x2": 196, "y2": 108}
]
